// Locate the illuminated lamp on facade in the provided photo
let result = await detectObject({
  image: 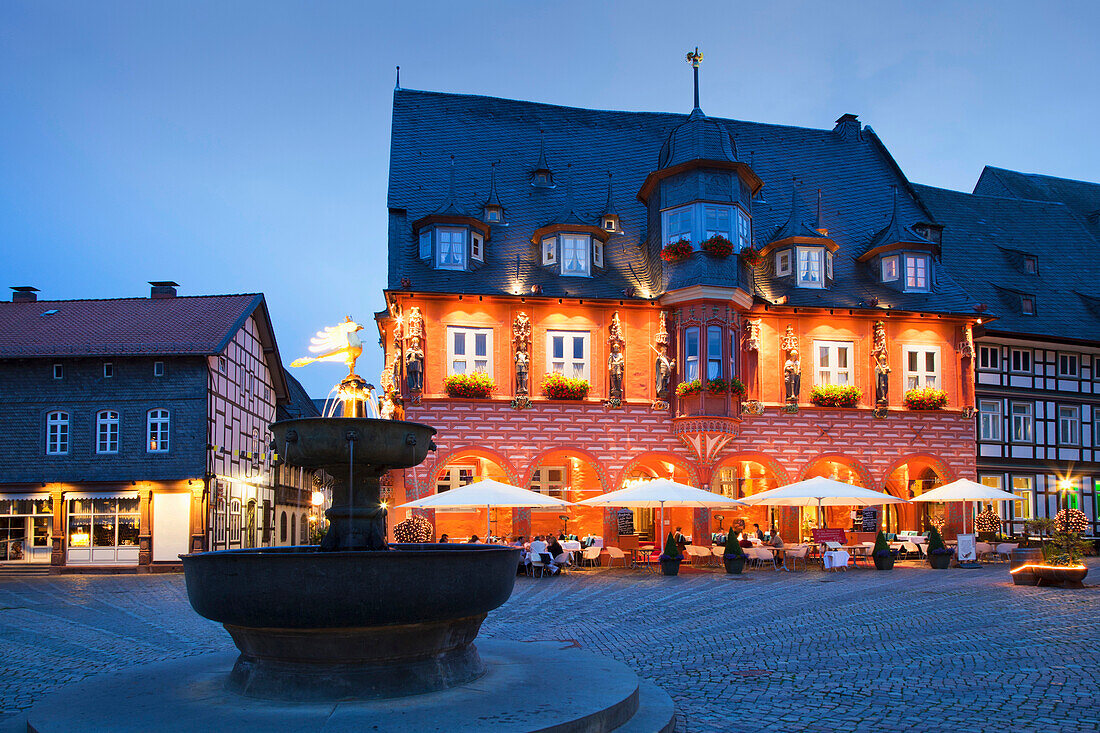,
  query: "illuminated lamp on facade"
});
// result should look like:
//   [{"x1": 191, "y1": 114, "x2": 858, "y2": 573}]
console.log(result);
[{"x1": 311, "y1": 491, "x2": 325, "y2": 506}]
